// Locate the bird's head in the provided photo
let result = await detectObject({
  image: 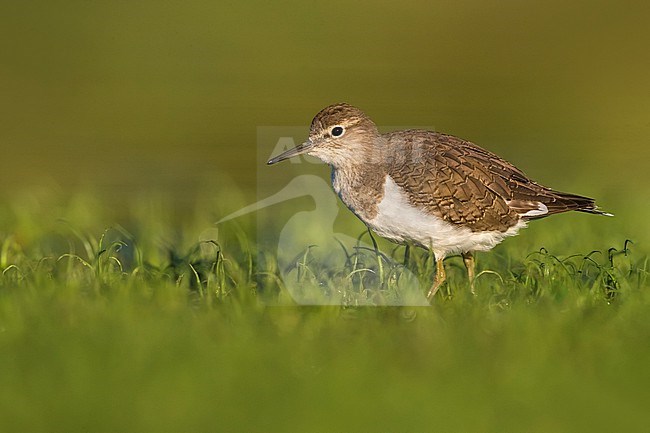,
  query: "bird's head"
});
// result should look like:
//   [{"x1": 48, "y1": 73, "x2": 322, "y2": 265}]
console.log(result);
[{"x1": 267, "y1": 103, "x2": 380, "y2": 167}]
